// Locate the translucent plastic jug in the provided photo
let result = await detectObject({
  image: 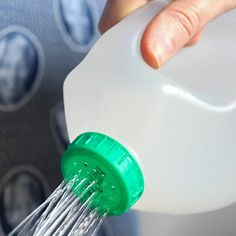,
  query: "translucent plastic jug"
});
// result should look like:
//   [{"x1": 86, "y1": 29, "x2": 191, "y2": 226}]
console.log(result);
[{"x1": 63, "y1": 0, "x2": 236, "y2": 214}]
